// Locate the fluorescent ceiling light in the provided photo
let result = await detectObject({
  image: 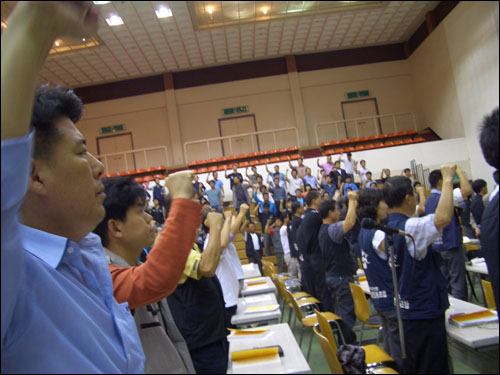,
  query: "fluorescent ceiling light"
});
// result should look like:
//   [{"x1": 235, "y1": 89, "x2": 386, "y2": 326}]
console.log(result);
[
  {"x1": 105, "y1": 14, "x2": 123, "y2": 26},
  {"x1": 155, "y1": 6, "x2": 172, "y2": 18},
  {"x1": 93, "y1": 1, "x2": 111, "y2": 4}
]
